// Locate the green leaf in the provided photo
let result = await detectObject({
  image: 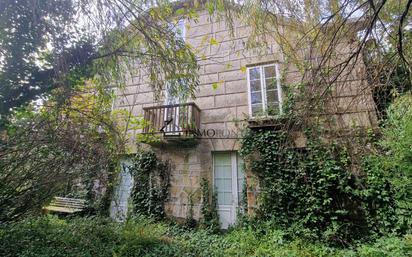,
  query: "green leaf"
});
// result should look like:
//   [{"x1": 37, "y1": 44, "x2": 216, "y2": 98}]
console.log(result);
[
  {"x1": 175, "y1": 8, "x2": 185, "y2": 16},
  {"x1": 210, "y1": 37, "x2": 218, "y2": 46},
  {"x1": 205, "y1": 2, "x2": 215, "y2": 15},
  {"x1": 212, "y1": 82, "x2": 219, "y2": 90}
]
